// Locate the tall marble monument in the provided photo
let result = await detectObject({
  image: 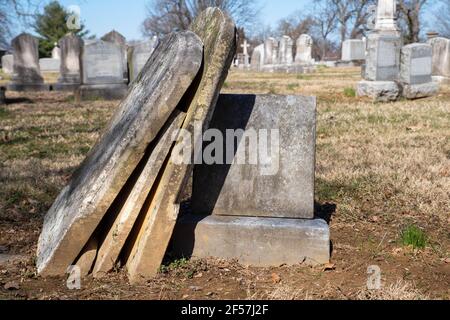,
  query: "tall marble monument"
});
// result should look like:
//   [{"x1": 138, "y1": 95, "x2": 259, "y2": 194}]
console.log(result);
[{"x1": 357, "y1": 0, "x2": 401, "y2": 101}]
